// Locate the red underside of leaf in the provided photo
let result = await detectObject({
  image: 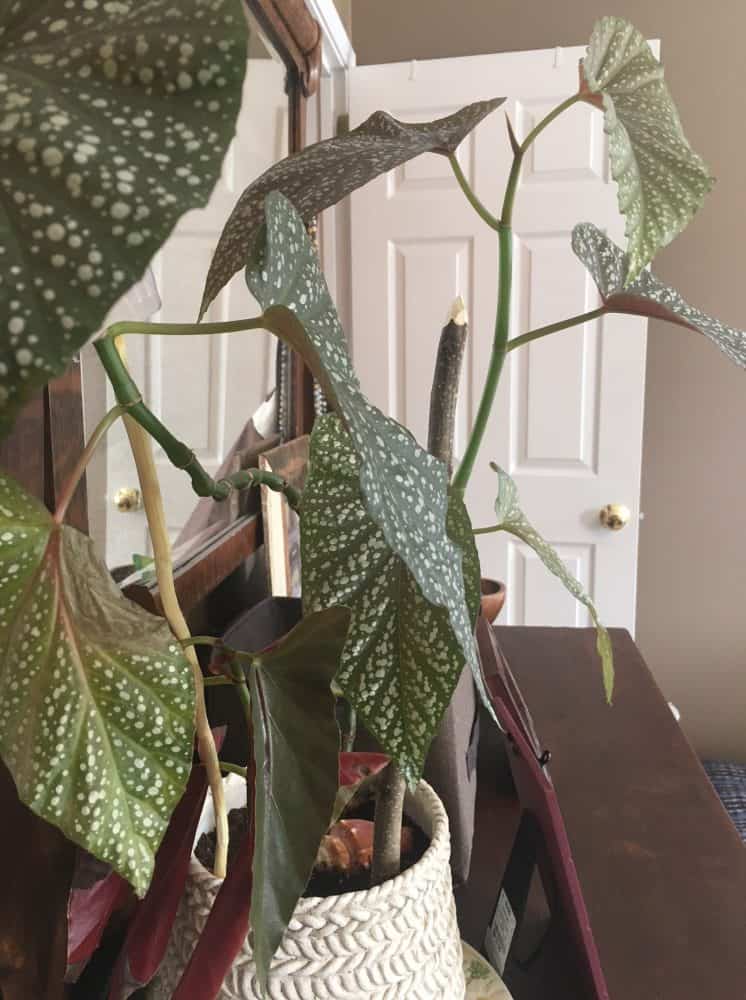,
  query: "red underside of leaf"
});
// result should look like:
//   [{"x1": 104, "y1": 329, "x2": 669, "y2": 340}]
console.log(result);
[
  {"x1": 67, "y1": 871, "x2": 131, "y2": 973},
  {"x1": 605, "y1": 293, "x2": 697, "y2": 332},
  {"x1": 339, "y1": 751, "x2": 389, "y2": 787}
]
